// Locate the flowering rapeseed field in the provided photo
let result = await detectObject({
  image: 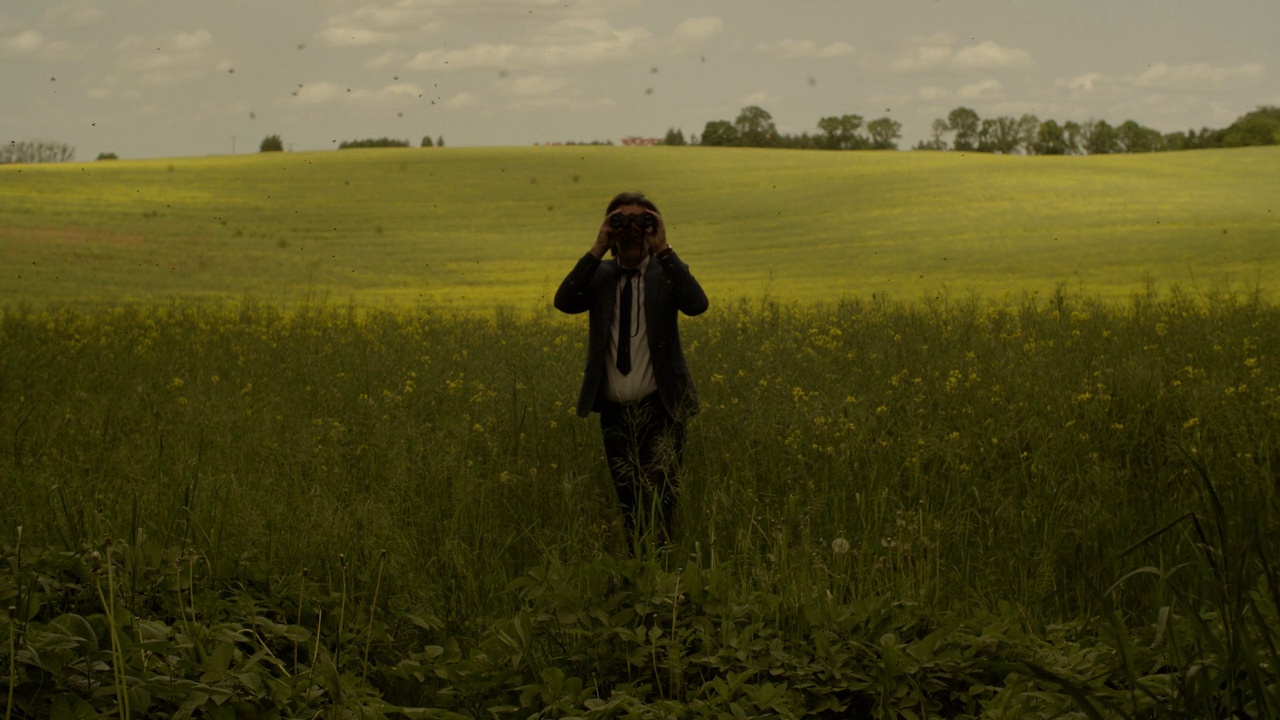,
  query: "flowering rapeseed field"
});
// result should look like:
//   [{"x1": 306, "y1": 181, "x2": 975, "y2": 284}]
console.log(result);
[
  {"x1": 2, "y1": 287, "x2": 1277, "y2": 715},
  {"x1": 3, "y1": 287, "x2": 1275, "y2": 616}
]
